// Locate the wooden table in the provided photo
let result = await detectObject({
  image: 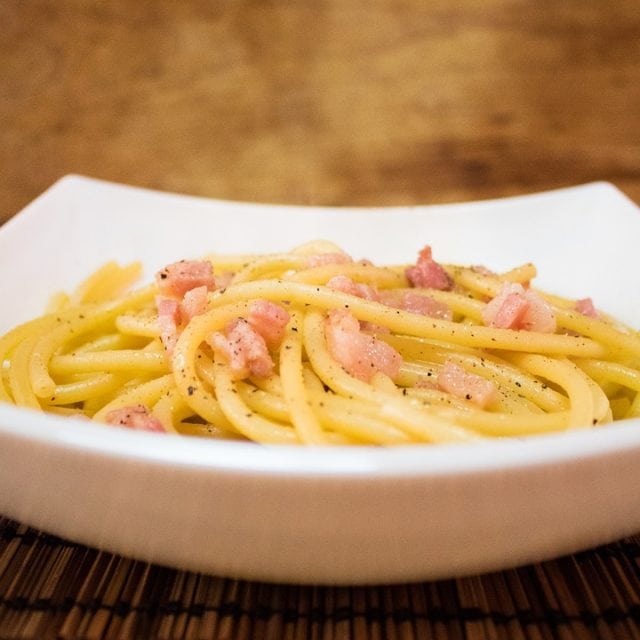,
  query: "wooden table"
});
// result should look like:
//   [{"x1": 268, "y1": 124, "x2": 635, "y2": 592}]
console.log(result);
[
  {"x1": 1, "y1": 0, "x2": 638, "y2": 223},
  {"x1": 1, "y1": 2, "x2": 640, "y2": 639}
]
